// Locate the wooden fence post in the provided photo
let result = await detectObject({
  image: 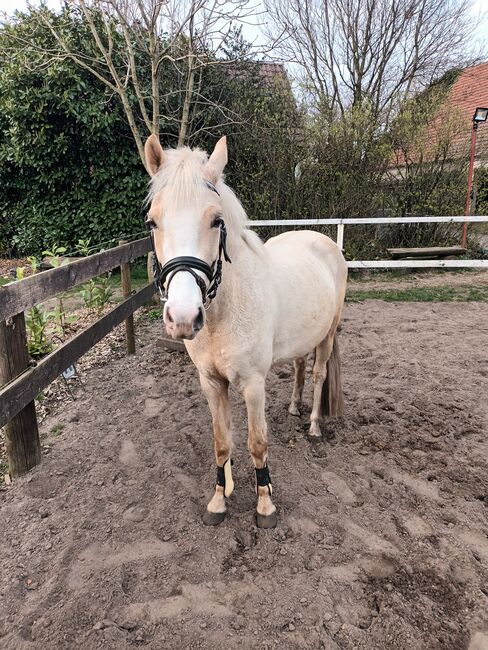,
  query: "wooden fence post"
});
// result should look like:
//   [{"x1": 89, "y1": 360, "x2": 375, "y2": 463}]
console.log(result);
[
  {"x1": 146, "y1": 252, "x2": 159, "y2": 305},
  {"x1": 0, "y1": 313, "x2": 41, "y2": 476},
  {"x1": 119, "y1": 241, "x2": 136, "y2": 355}
]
